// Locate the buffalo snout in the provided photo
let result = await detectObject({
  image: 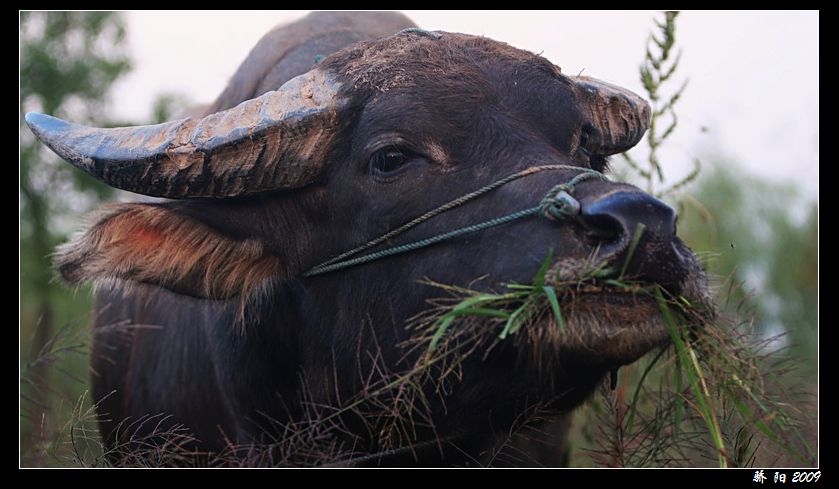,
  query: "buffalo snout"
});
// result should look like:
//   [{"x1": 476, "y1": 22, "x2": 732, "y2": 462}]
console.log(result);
[
  {"x1": 571, "y1": 189, "x2": 691, "y2": 291},
  {"x1": 580, "y1": 191, "x2": 677, "y2": 244}
]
